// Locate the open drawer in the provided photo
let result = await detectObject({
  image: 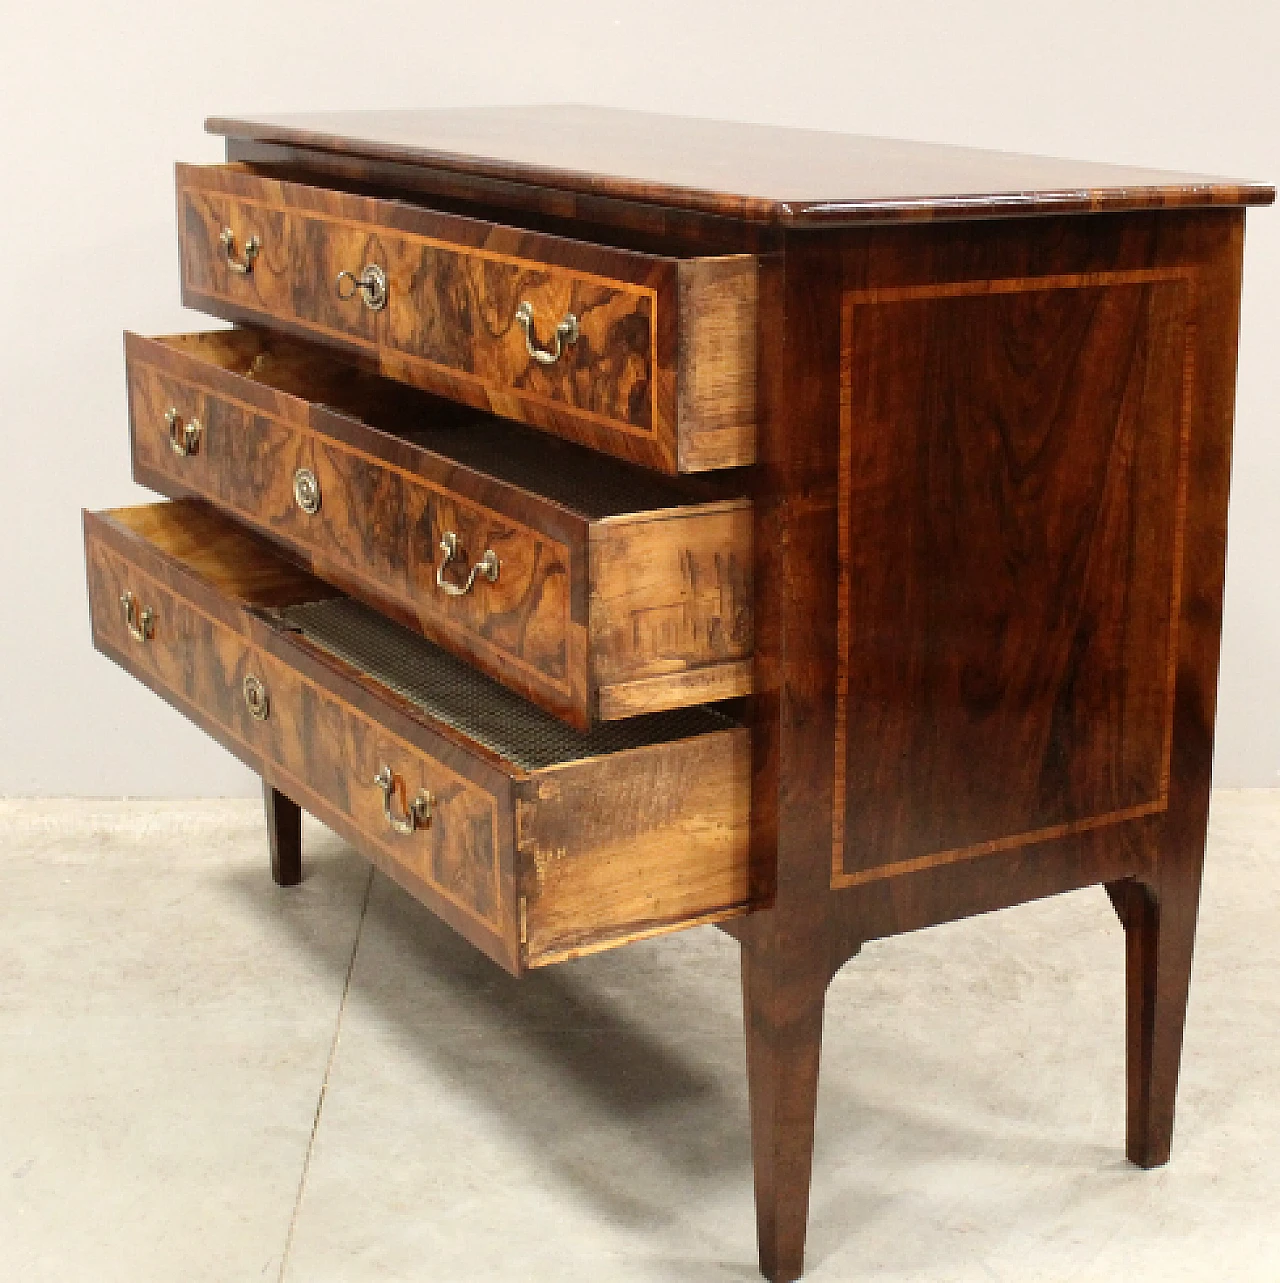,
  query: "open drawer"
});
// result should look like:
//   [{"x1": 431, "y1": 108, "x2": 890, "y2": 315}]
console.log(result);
[
  {"x1": 176, "y1": 162, "x2": 758, "y2": 474},
  {"x1": 126, "y1": 328, "x2": 753, "y2": 728},
  {"x1": 84, "y1": 500, "x2": 754, "y2": 973}
]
